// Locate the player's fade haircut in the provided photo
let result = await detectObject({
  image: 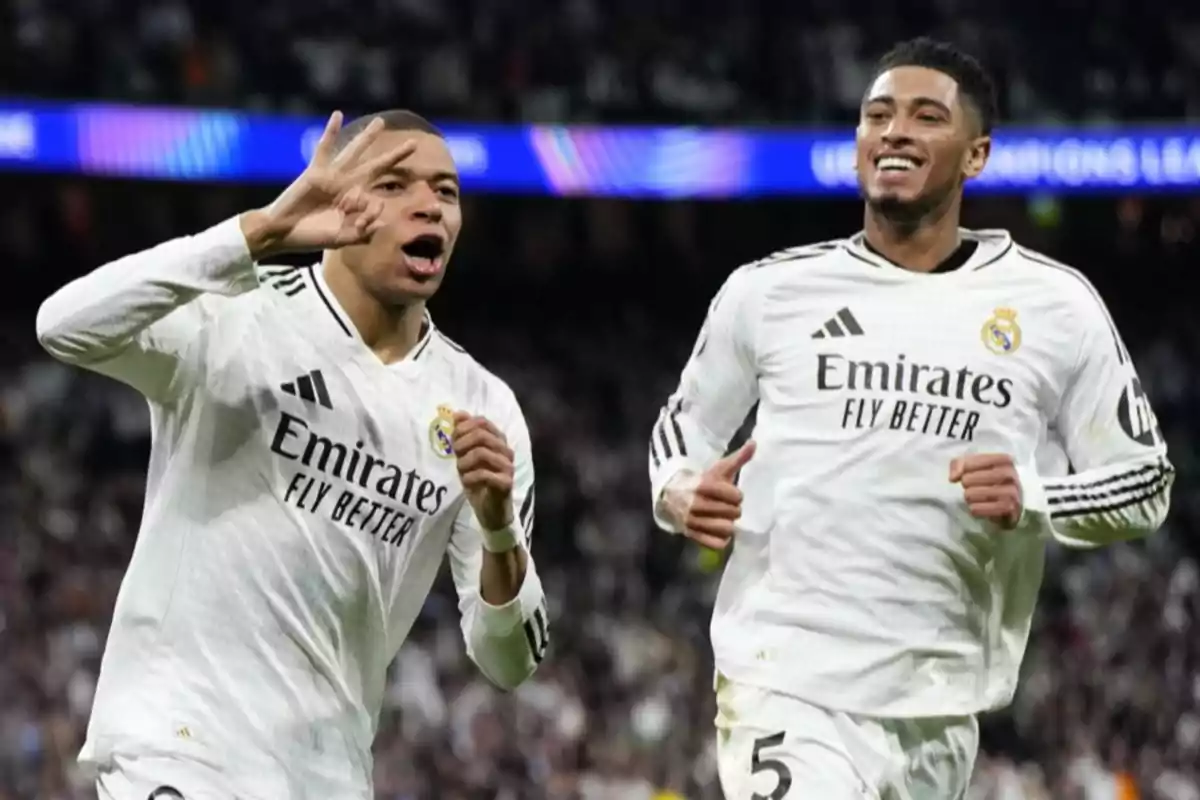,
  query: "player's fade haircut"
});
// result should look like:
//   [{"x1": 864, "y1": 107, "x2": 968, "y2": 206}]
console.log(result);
[
  {"x1": 871, "y1": 38, "x2": 998, "y2": 135},
  {"x1": 333, "y1": 109, "x2": 443, "y2": 153}
]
